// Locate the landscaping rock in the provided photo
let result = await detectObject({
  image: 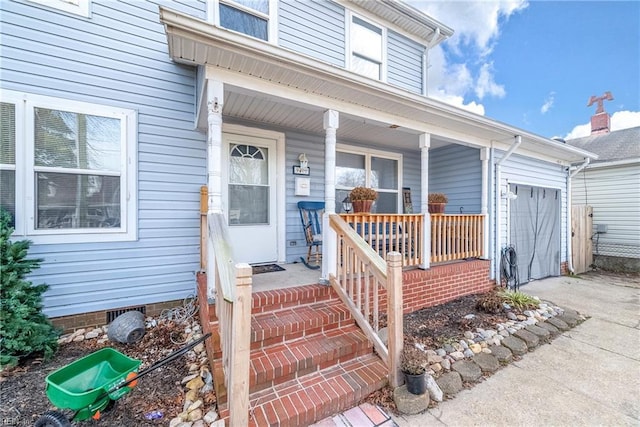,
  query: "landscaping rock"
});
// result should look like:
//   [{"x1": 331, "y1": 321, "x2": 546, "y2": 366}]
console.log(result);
[
  {"x1": 547, "y1": 316, "x2": 570, "y2": 331},
  {"x1": 436, "y1": 372, "x2": 463, "y2": 396},
  {"x1": 472, "y1": 353, "x2": 500, "y2": 373},
  {"x1": 427, "y1": 354, "x2": 443, "y2": 364},
  {"x1": 450, "y1": 351, "x2": 465, "y2": 361},
  {"x1": 537, "y1": 321, "x2": 560, "y2": 336},
  {"x1": 557, "y1": 313, "x2": 579, "y2": 328},
  {"x1": 441, "y1": 359, "x2": 451, "y2": 370},
  {"x1": 452, "y1": 360, "x2": 482, "y2": 382},
  {"x1": 501, "y1": 336, "x2": 527, "y2": 356},
  {"x1": 394, "y1": 385, "x2": 430, "y2": 414},
  {"x1": 426, "y1": 375, "x2": 444, "y2": 402},
  {"x1": 525, "y1": 324, "x2": 551, "y2": 342},
  {"x1": 489, "y1": 345, "x2": 513, "y2": 364},
  {"x1": 469, "y1": 343, "x2": 482, "y2": 354},
  {"x1": 514, "y1": 329, "x2": 540, "y2": 349}
]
